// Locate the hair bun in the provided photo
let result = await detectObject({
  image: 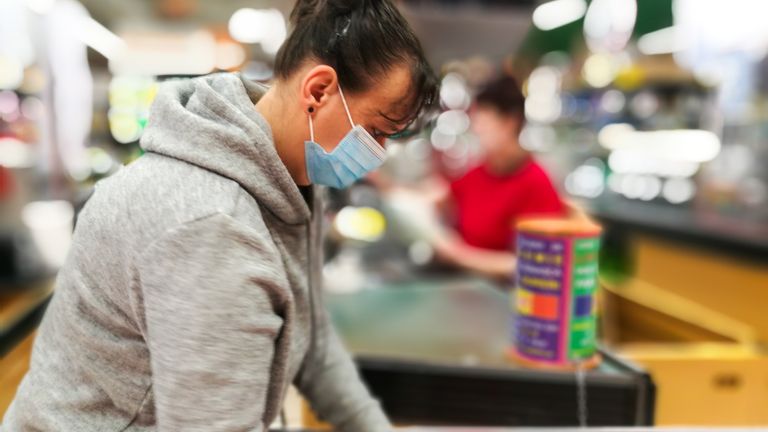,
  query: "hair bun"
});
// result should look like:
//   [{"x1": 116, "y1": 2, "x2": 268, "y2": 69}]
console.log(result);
[
  {"x1": 328, "y1": 0, "x2": 368, "y2": 13},
  {"x1": 290, "y1": 0, "x2": 370, "y2": 25}
]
